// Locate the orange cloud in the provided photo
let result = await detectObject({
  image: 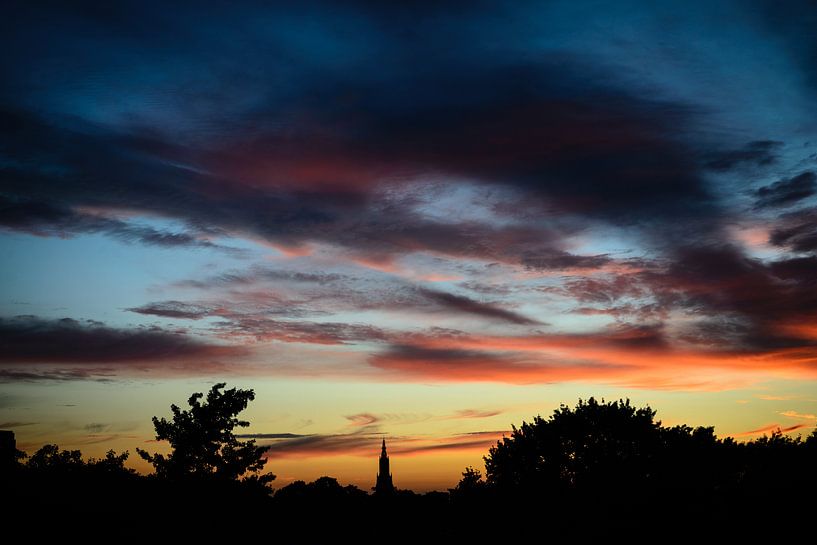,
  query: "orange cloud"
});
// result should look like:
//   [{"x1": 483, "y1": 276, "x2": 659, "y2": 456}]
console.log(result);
[
  {"x1": 369, "y1": 326, "x2": 817, "y2": 390},
  {"x1": 780, "y1": 410, "x2": 817, "y2": 420},
  {"x1": 262, "y1": 430, "x2": 507, "y2": 459}
]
